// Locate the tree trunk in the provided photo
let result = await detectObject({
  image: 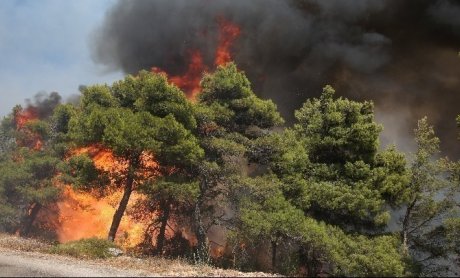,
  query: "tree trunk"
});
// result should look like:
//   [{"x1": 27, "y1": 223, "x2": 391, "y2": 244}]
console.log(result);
[
  {"x1": 194, "y1": 180, "x2": 208, "y2": 261},
  {"x1": 108, "y1": 161, "x2": 136, "y2": 241},
  {"x1": 271, "y1": 239, "x2": 277, "y2": 272},
  {"x1": 141, "y1": 222, "x2": 155, "y2": 253},
  {"x1": 19, "y1": 202, "x2": 42, "y2": 237},
  {"x1": 155, "y1": 199, "x2": 171, "y2": 255},
  {"x1": 402, "y1": 197, "x2": 417, "y2": 253}
]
